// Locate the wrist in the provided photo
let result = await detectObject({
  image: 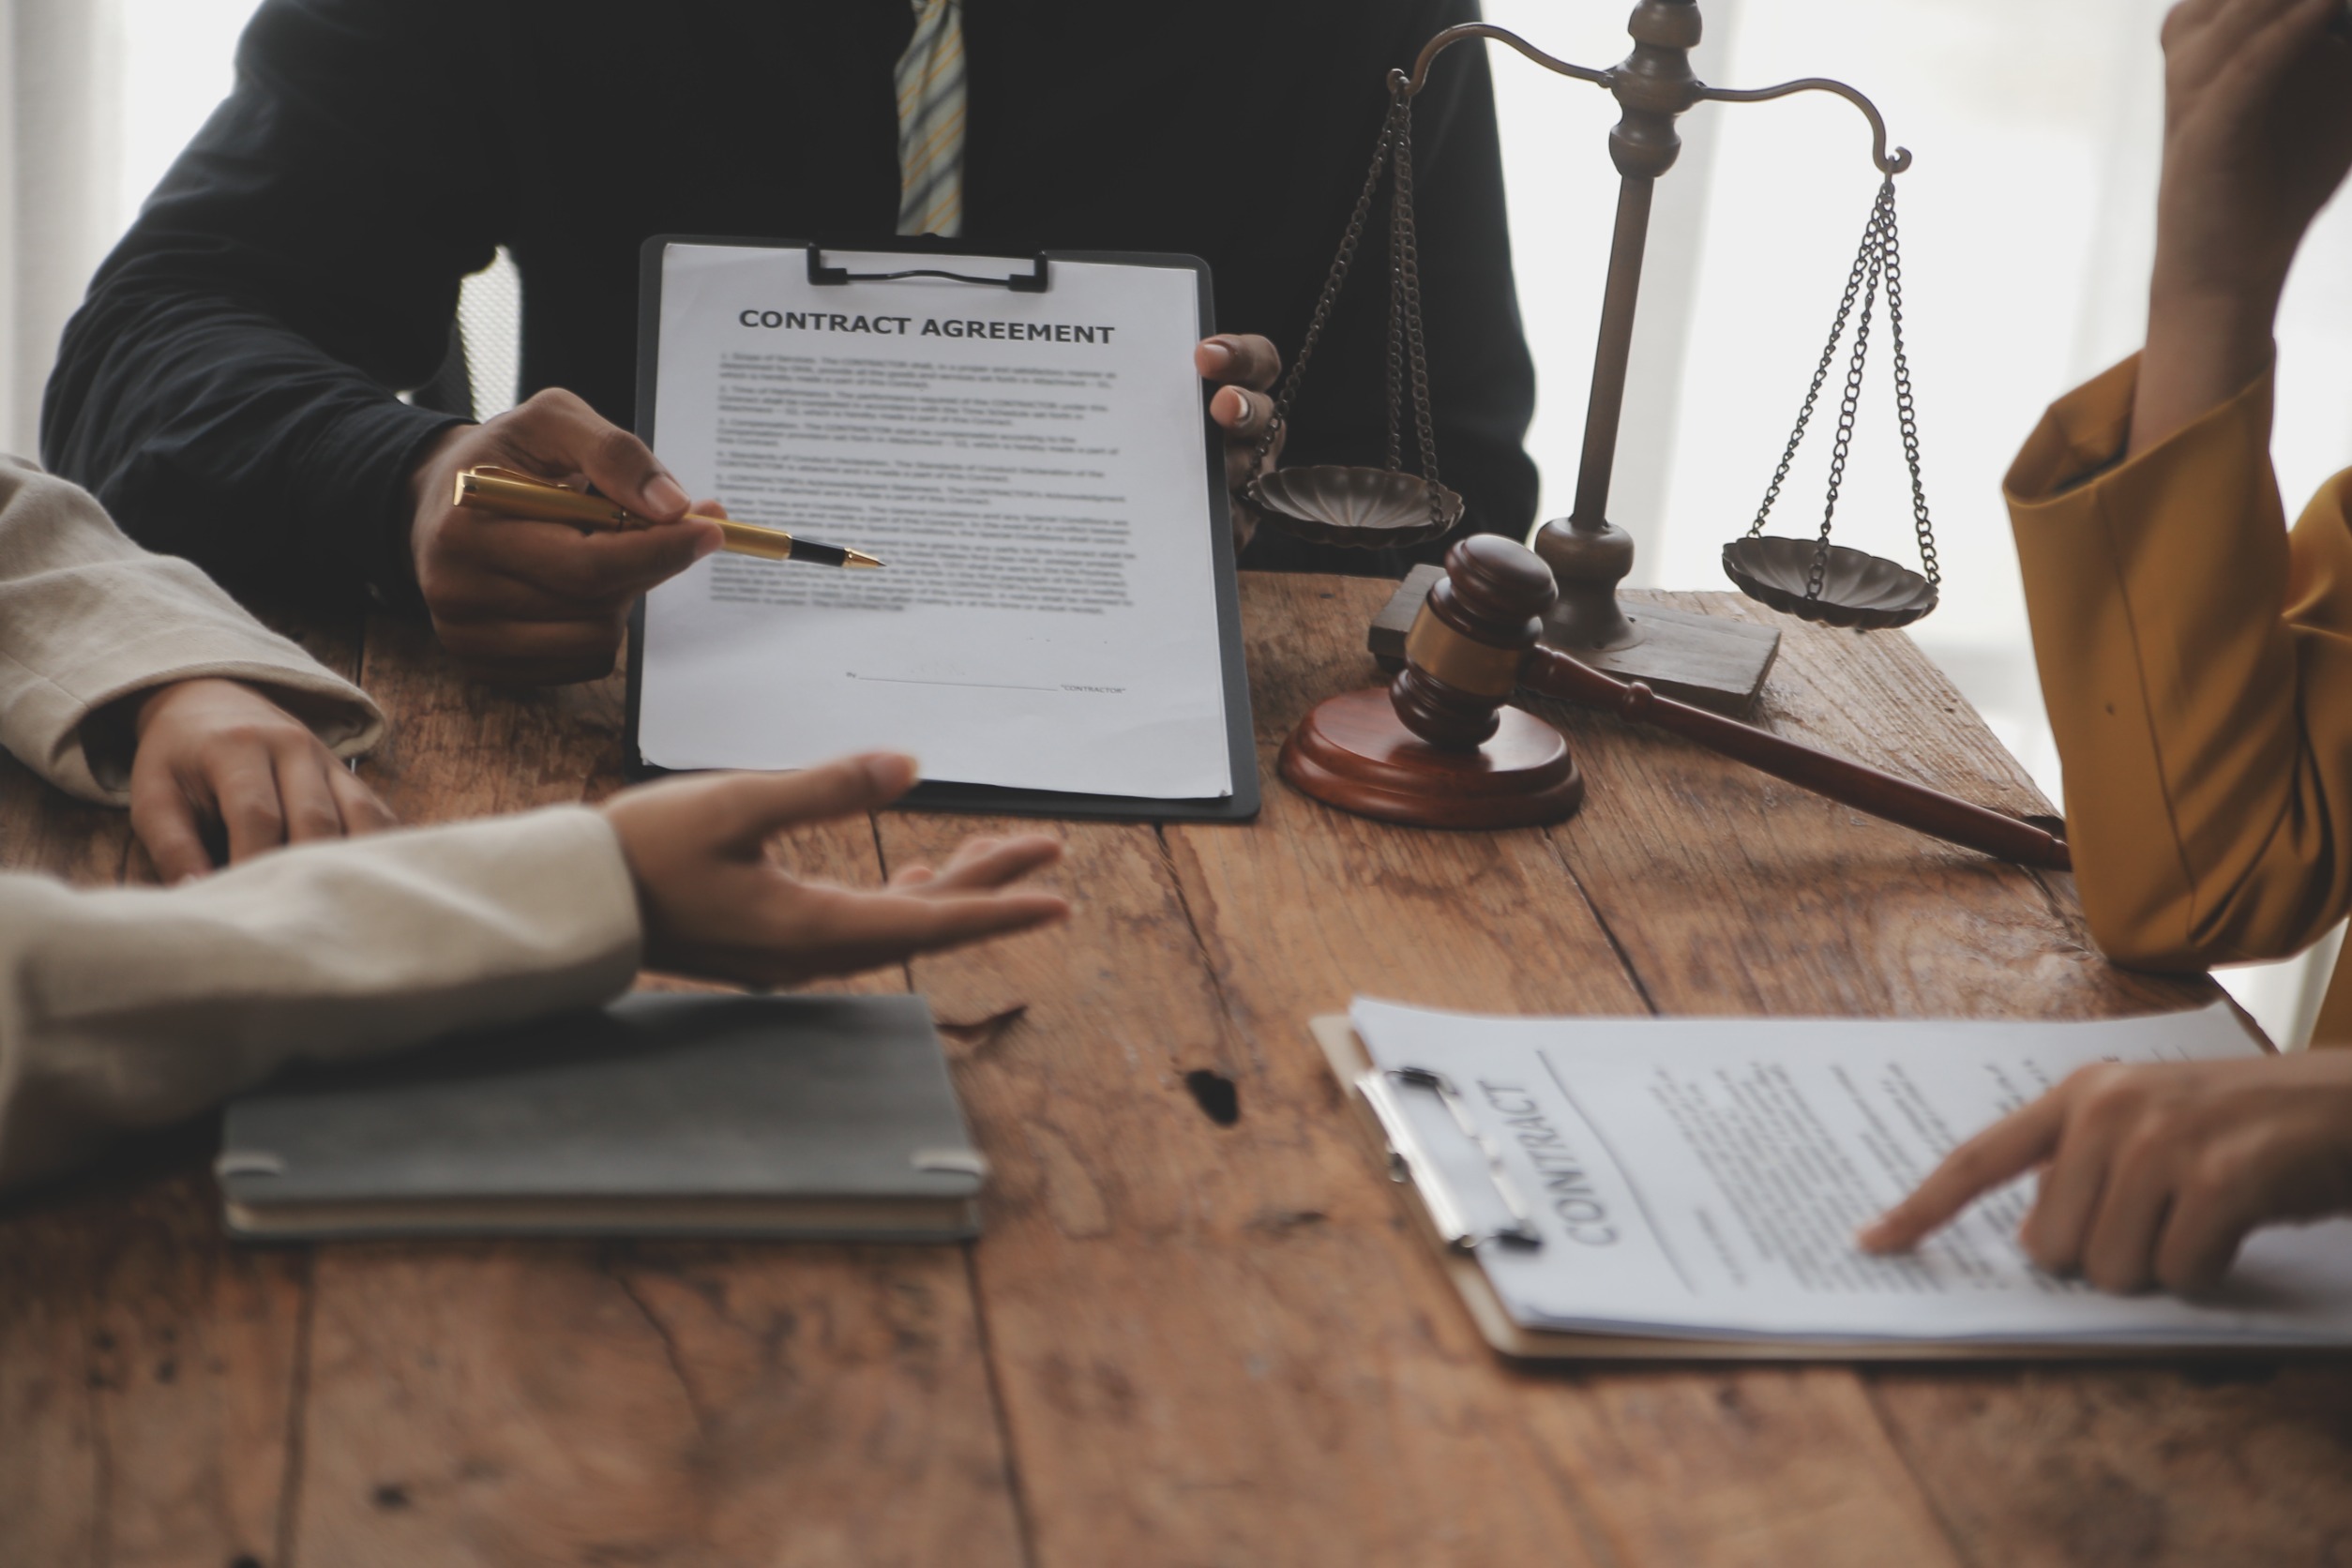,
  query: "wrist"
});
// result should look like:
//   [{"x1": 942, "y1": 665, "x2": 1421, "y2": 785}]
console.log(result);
[
  {"x1": 2141, "y1": 281, "x2": 2280, "y2": 403},
  {"x1": 407, "y1": 424, "x2": 474, "y2": 520},
  {"x1": 127, "y1": 676, "x2": 219, "y2": 742},
  {"x1": 2147, "y1": 271, "x2": 2285, "y2": 341},
  {"x1": 2130, "y1": 272, "x2": 2281, "y2": 460},
  {"x1": 396, "y1": 423, "x2": 475, "y2": 599},
  {"x1": 2148, "y1": 182, "x2": 2294, "y2": 329},
  {"x1": 588, "y1": 804, "x2": 658, "y2": 957},
  {"x1": 595, "y1": 795, "x2": 667, "y2": 949}
]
